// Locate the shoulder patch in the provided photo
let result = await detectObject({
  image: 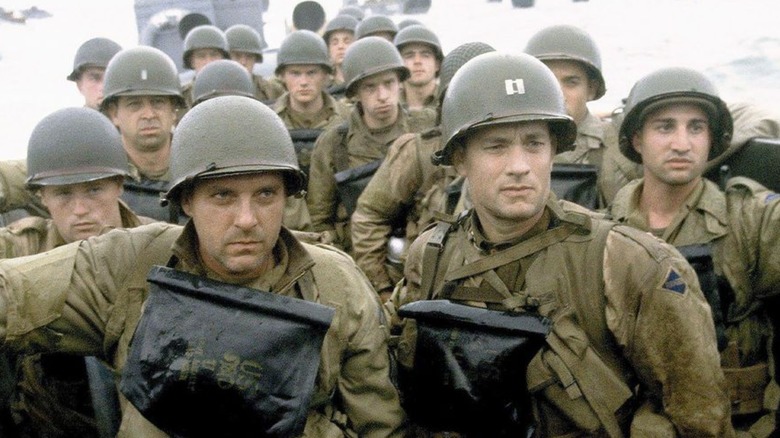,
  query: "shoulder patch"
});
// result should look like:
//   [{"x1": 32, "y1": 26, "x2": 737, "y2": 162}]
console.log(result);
[
  {"x1": 661, "y1": 268, "x2": 687, "y2": 295},
  {"x1": 765, "y1": 193, "x2": 780, "y2": 204}
]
